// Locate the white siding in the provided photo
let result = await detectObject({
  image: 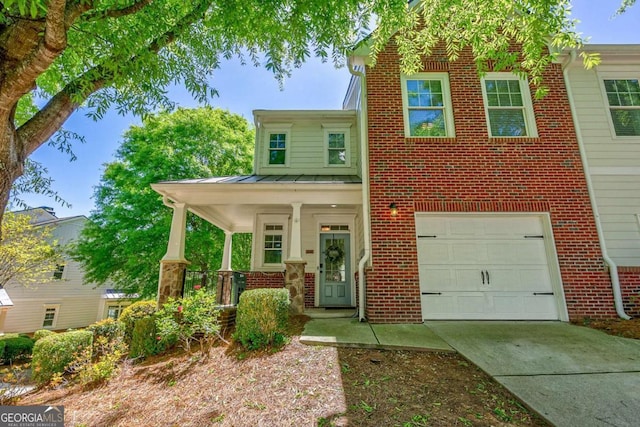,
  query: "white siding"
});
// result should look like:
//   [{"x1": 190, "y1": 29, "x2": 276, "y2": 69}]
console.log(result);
[
  {"x1": 254, "y1": 113, "x2": 360, "y2": 175},
  {"x1": 2, "y1": 217, "x2": 115, "y2": 333},
  {"x1": 567, "y1": 54, "x2": 640, "y2": 266}
]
